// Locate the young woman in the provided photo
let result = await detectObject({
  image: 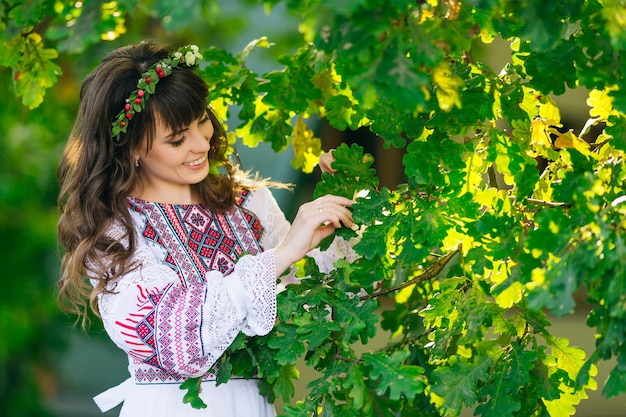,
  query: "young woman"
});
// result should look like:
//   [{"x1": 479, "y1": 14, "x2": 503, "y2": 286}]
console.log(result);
[{"x1": 57, "y1": 40, "x2": 355, "y2": 417}]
